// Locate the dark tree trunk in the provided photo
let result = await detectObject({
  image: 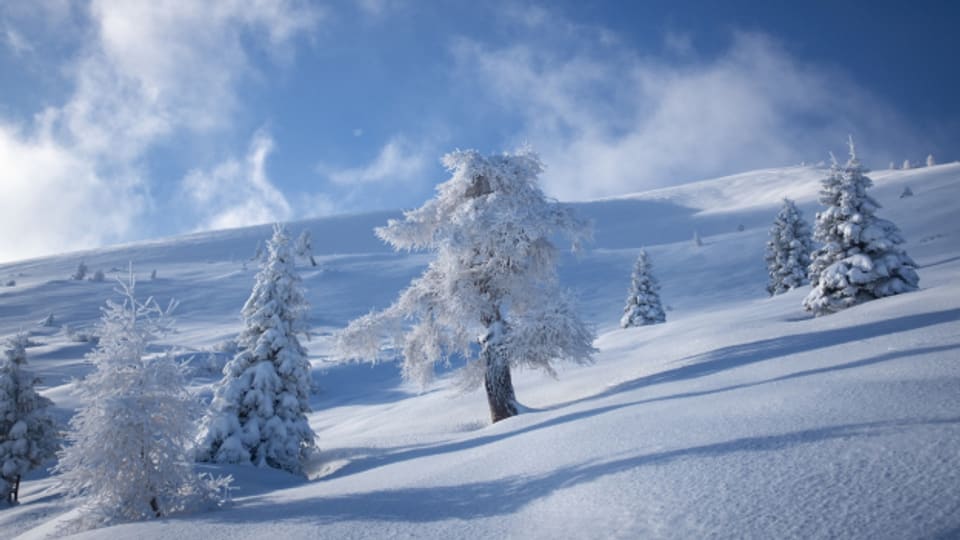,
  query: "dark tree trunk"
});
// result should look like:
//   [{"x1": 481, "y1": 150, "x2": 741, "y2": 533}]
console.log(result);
[{"x1": 481, "y1": 315, "x2": 517, "y2": 423}]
